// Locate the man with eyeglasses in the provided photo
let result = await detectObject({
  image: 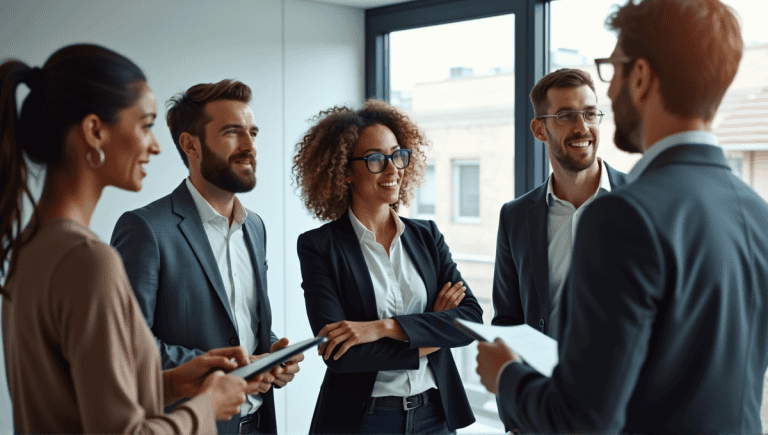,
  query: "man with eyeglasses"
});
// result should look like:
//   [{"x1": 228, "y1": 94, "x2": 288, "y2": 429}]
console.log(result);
[
  {"x1": 491, "y1": 68, "x2": 627, "y2": 345},
  {"x1": 477, "y1": 0, "x2": 768, "y2": 433}
]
